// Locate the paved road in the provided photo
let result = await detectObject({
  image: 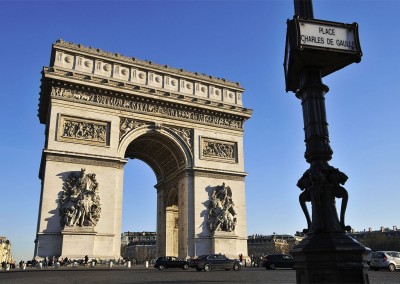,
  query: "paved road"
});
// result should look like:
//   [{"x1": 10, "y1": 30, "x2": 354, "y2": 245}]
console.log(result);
[{"x1": 1, "y1": 267, "x2": 400, "y2": 284}]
